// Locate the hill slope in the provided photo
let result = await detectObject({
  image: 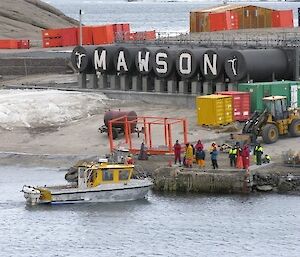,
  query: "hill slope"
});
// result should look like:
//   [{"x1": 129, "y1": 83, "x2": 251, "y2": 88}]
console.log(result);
[{"x1": 0, "y1": 0, "x2": 78, "y2": 39}]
